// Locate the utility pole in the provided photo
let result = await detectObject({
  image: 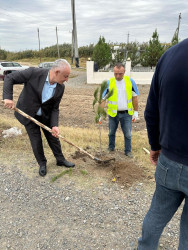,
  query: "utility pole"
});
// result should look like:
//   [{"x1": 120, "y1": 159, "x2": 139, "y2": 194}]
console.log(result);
[
  {"x1": 37, "y1": 28, "x2": 41, "y2": 63},
  {"x1": 71, "y1": 0, "x2": 79, "y2": 67},
  {"x1": 171, "y1": 13, "x2": 182, "y2": 45},
  {"x1": 177, "y1": 13, "x2": 182, "y2": 40},
  {"x1": 71, "y1": 29, "x2": 74, "y2": 64},
  {"x1": 125, "y1": 32, "x2": 130, "y2": 62},
  {"x1": 56, "y1": 26, "x2": 60, "y2": 58},
  {"x1": 127, "y1": 32, "x2": 130, "y2": 44}
]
